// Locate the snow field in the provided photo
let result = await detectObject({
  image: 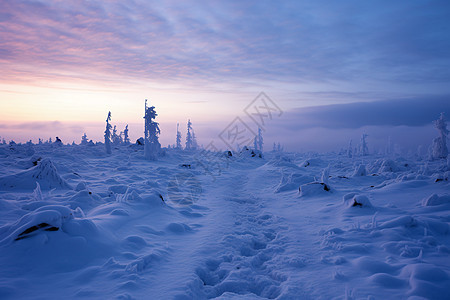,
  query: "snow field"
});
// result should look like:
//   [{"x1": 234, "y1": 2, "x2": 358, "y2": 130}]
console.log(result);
[{"x1": 0, "y1": 143, "x2": 449, "y2": 299}]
